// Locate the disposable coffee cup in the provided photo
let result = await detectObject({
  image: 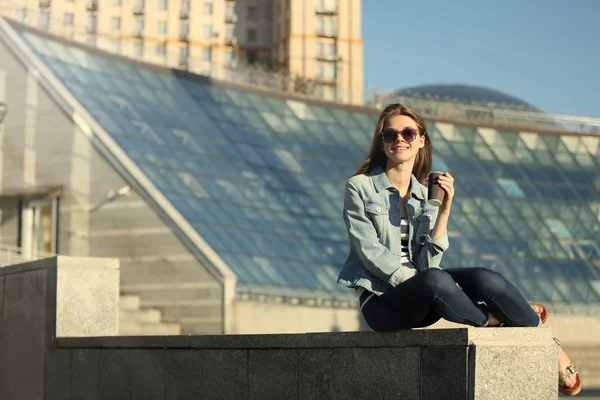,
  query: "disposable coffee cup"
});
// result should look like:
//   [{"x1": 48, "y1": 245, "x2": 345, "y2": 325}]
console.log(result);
[{"x1": 427, "y1": 171, "x2": 445, "y2": 207}]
